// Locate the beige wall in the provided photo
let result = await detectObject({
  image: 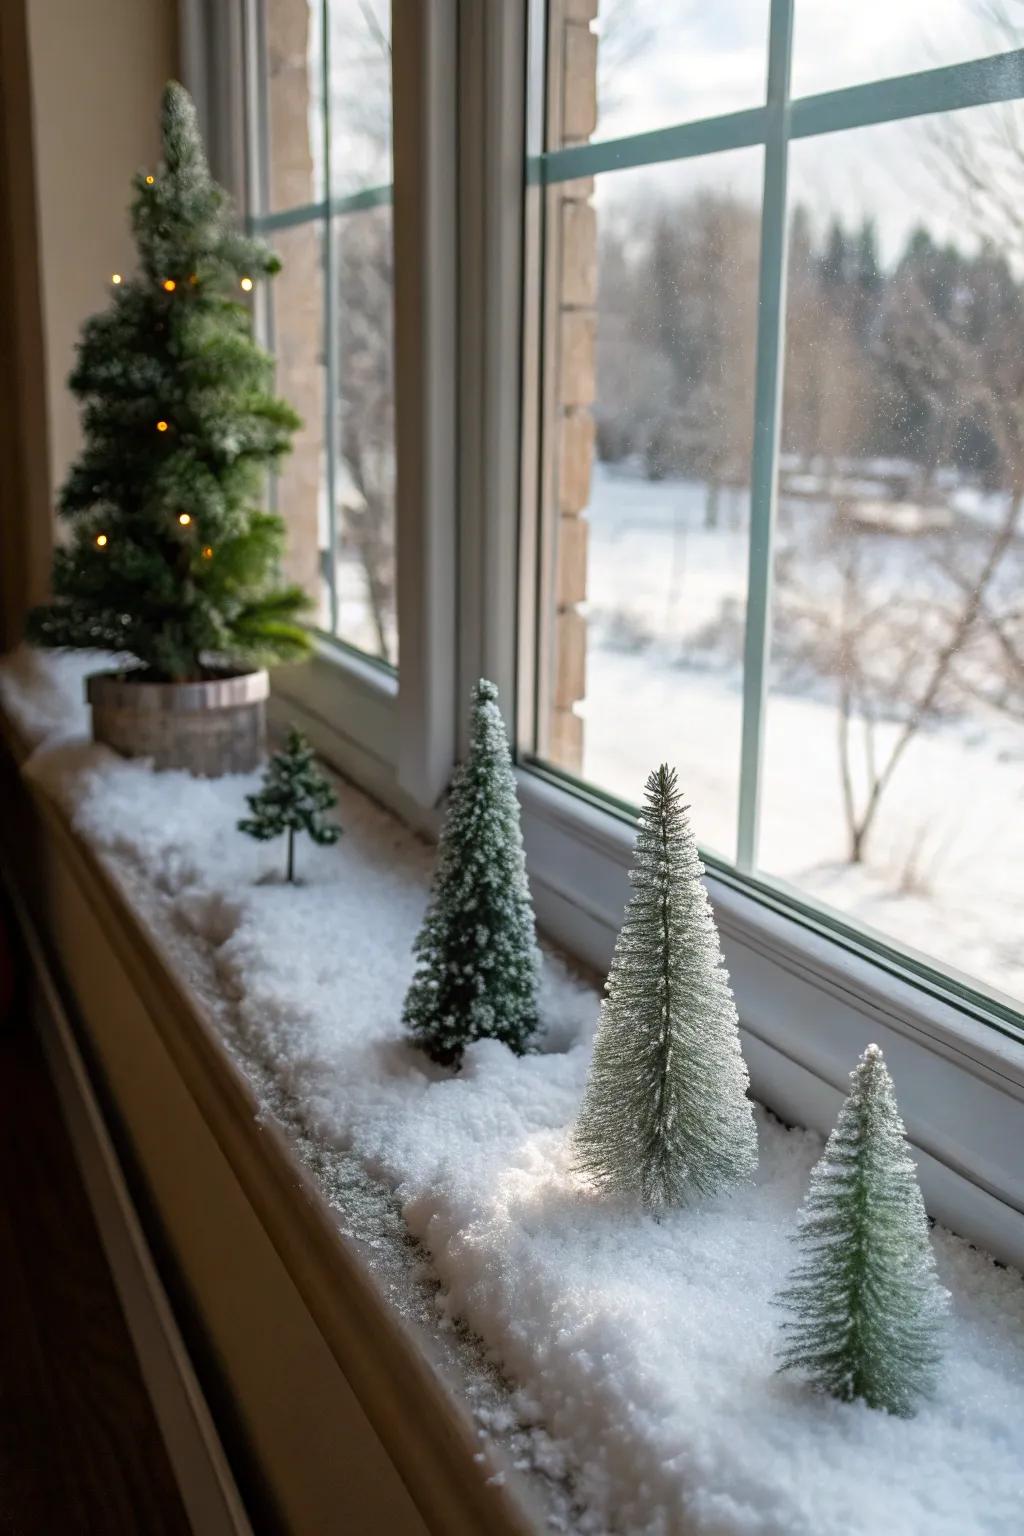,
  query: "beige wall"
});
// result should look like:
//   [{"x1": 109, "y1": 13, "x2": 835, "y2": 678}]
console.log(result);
[{"x1": 26, "y1": 0, "x2": 179, "y2": 499}]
